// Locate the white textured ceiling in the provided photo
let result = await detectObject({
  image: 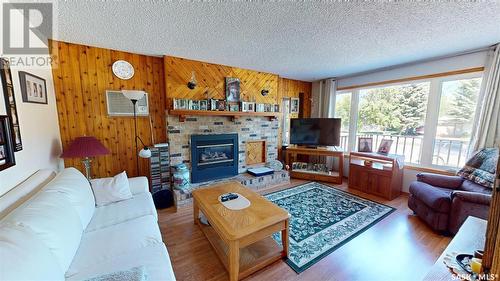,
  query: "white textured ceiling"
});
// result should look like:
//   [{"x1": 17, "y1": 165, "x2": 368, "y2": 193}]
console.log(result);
[{"x1": 54, "y1": 1, "x2": 500, "y2": 81}]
